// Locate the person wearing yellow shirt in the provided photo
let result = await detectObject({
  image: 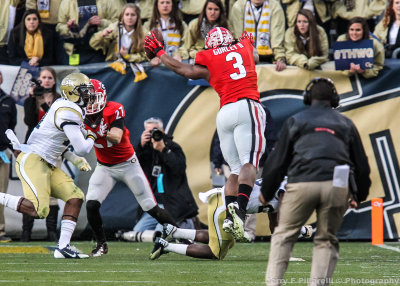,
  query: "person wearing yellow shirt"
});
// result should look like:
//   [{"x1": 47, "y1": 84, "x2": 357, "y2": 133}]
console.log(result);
[
  {"x1": 143, "y1": 0, "x2": 189, "y2": 66},
  {"x1": 181, "y1": 0, "x2": 229, "y2": 59},
  {"x1": 284, "y1": 9, "x2": 328, "y2": 70},
  {"x1": 230, "y1": 0, "x2": 287, "y2": 71},
  {"x1": 336, "y1": 17, "x2": 385, "y2": 79},
  {"x1": 90, "y1": 3, "x2": 147, "y2": 63}
]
